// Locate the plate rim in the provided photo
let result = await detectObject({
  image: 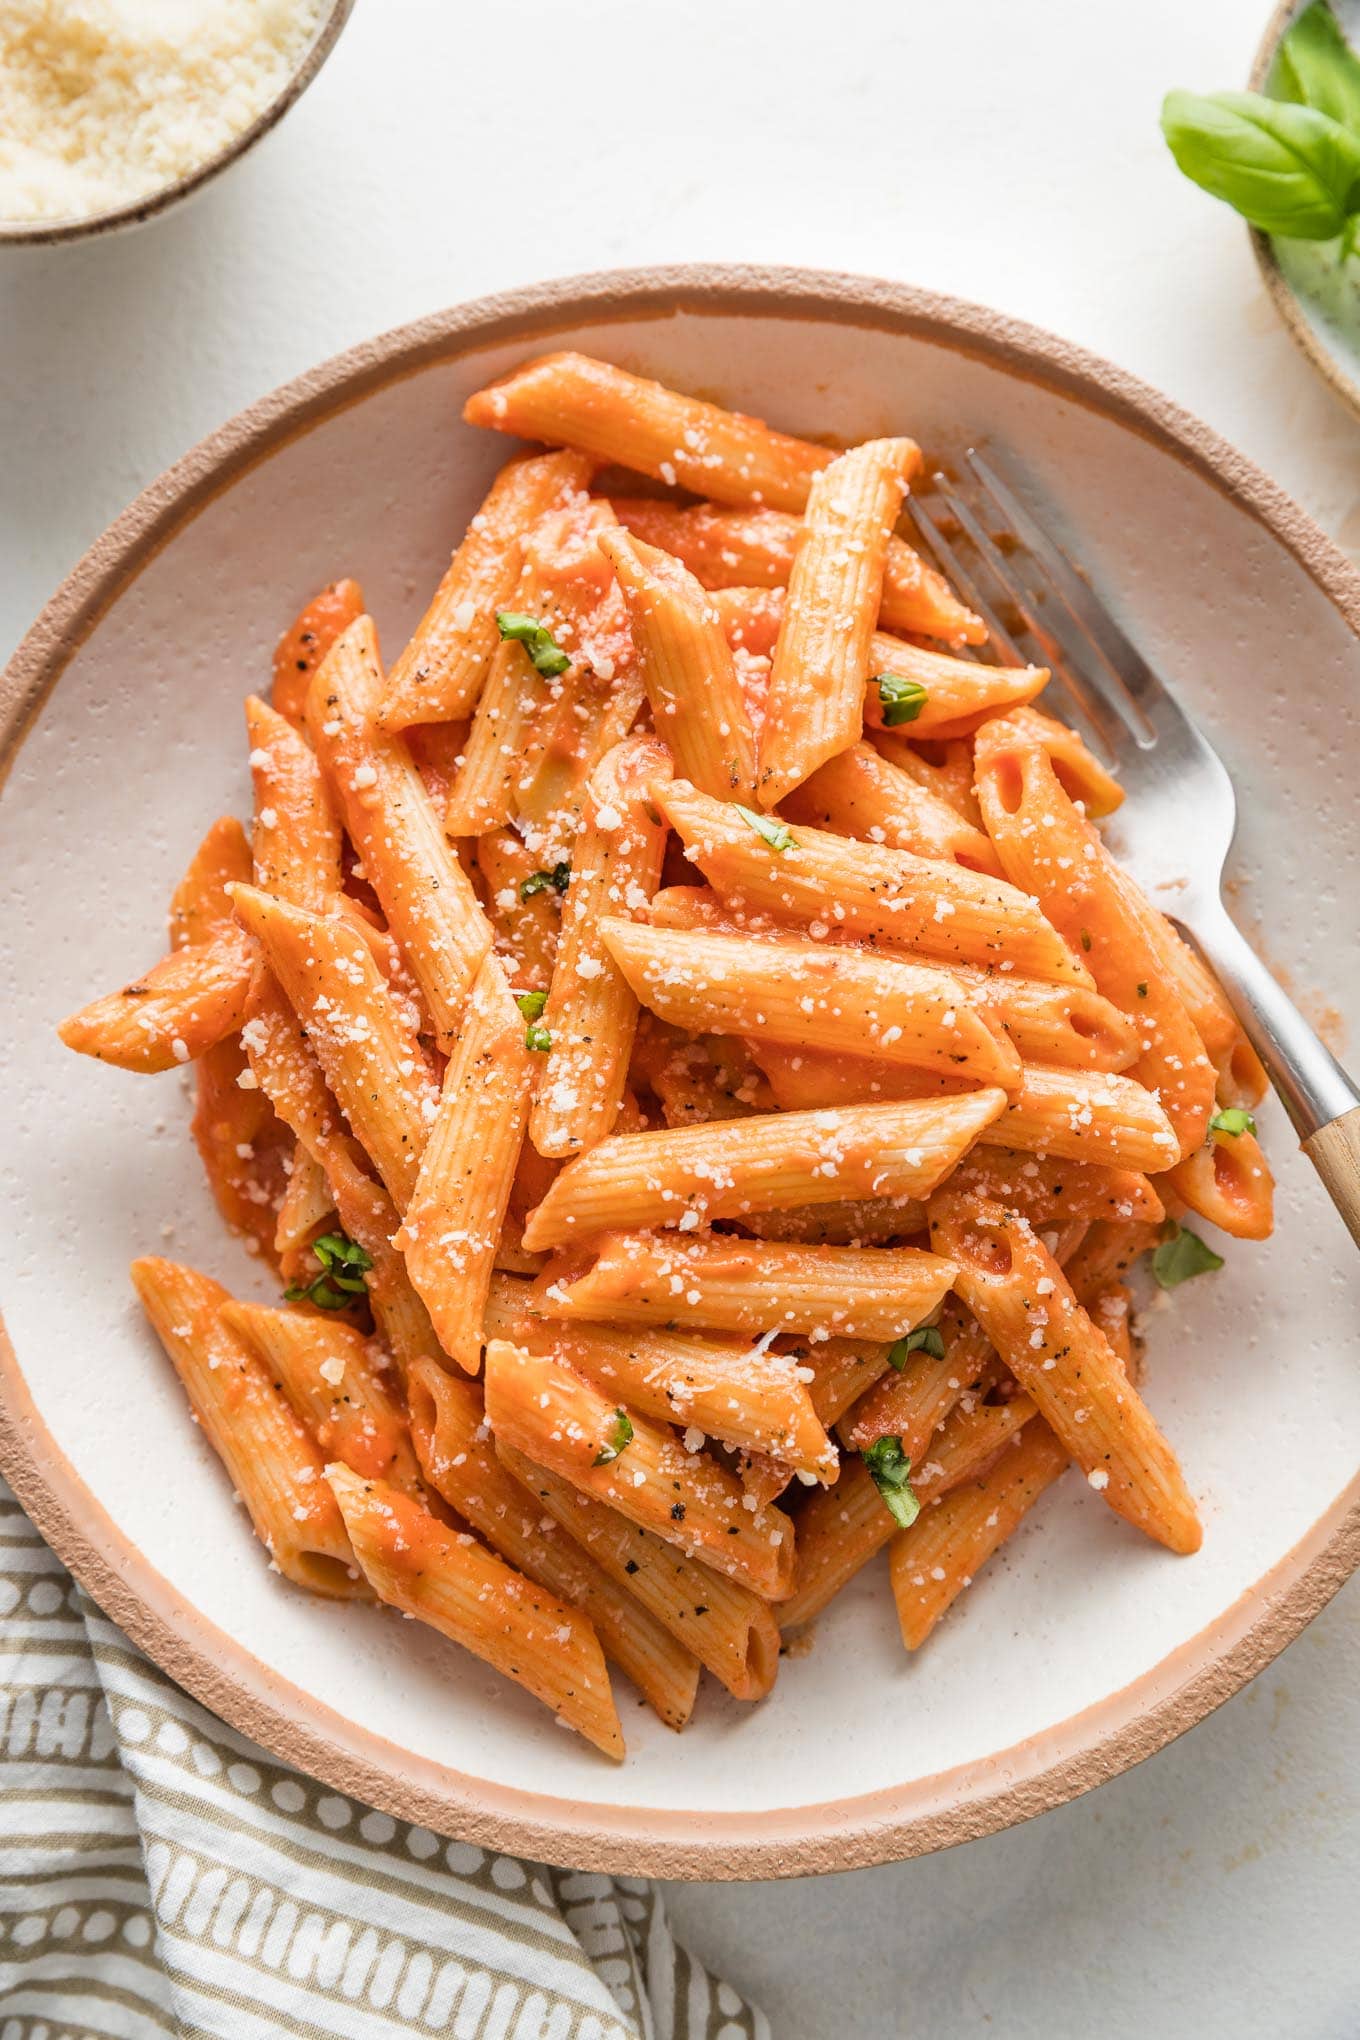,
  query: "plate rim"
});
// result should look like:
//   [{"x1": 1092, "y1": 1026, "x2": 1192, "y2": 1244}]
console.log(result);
[{"x1": 4, "y1": 260, "x2": 1360, "y2": 1879}]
